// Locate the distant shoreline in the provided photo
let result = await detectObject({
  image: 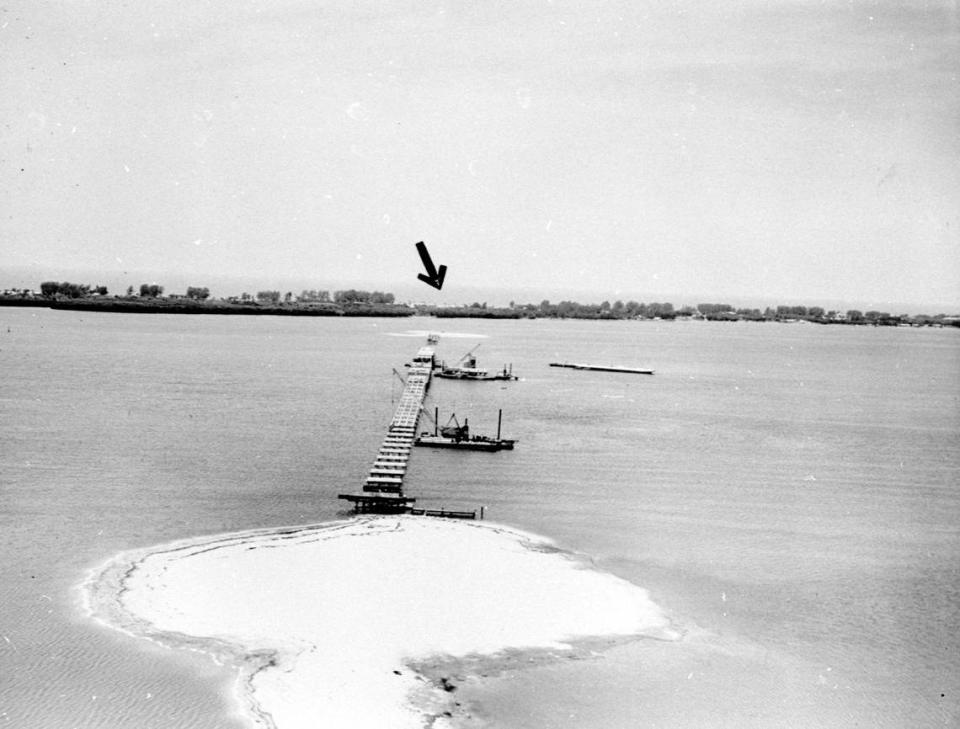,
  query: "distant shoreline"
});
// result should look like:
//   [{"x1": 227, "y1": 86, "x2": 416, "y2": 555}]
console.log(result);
[
  {"x1": 0, "y1": 295, "x2": 415, "y2": 317},
  {"x1": 1, "y1": 293, "x2": 958, "y2": 327}
]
